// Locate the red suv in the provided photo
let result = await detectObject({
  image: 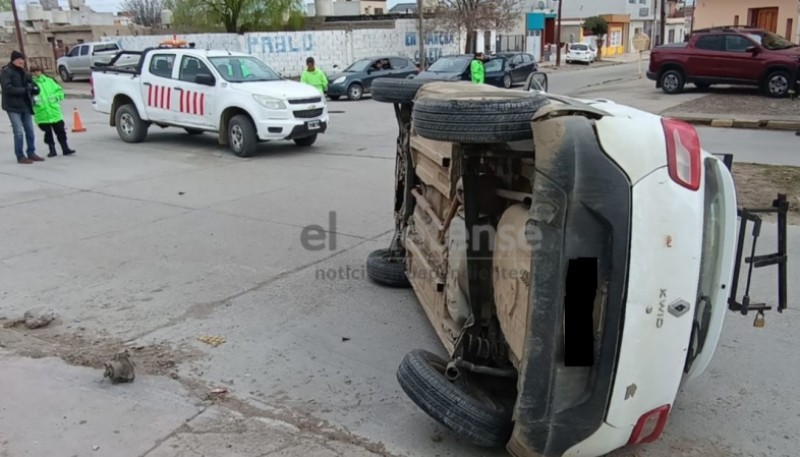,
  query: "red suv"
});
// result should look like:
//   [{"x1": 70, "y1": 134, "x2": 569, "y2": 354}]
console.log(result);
[{"x1": 648, "y1": 26, "x2": 800, "y2": 97}]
